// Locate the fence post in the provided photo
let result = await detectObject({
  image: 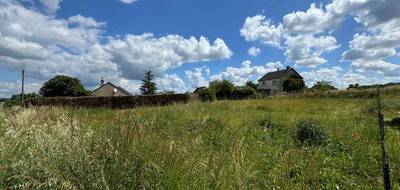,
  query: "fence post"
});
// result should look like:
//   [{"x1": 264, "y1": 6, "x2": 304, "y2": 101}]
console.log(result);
[
  {"x1": 21, "y1": 69, "x2": 25, "y2": 107},
  {"x1": 377, "y1": 86, "x2": 391, "y2": 190}
]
